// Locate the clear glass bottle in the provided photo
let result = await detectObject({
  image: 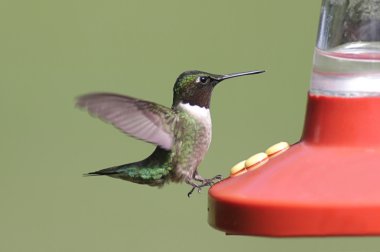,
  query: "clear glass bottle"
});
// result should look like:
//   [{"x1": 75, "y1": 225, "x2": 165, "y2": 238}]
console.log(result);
[{"x1": 311, "y1": 0, "x2": 380, "y2": 96}]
